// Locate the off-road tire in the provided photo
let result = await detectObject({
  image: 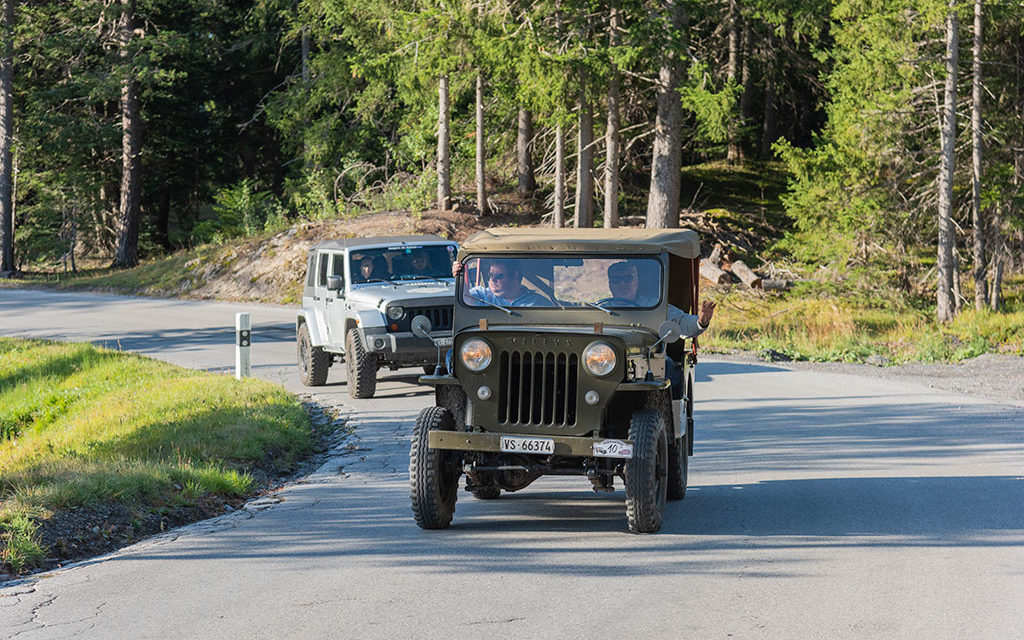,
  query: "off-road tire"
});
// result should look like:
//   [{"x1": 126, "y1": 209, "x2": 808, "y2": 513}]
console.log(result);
[
  {"x1": 297, "y1": 323, "x2": 330, "y2": 387},
  {"x1": 410, "y1": 407, "x2": 460, "y2": 529},
  {"x1": 667, "y1": 431, "x2": 688, "y2": 501},
  {"x1": 346, "y1": 328, "x2": 377, "y2": 399},
  {"x1": 625, "y1": 409, "x2": 668, "y2": 533},
  {"x1": 471, "y1": 485, "x2": 501, "y2": 500},
  {"x1": 685, "y1": 371, "x2": 695, "y2": 456}
]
